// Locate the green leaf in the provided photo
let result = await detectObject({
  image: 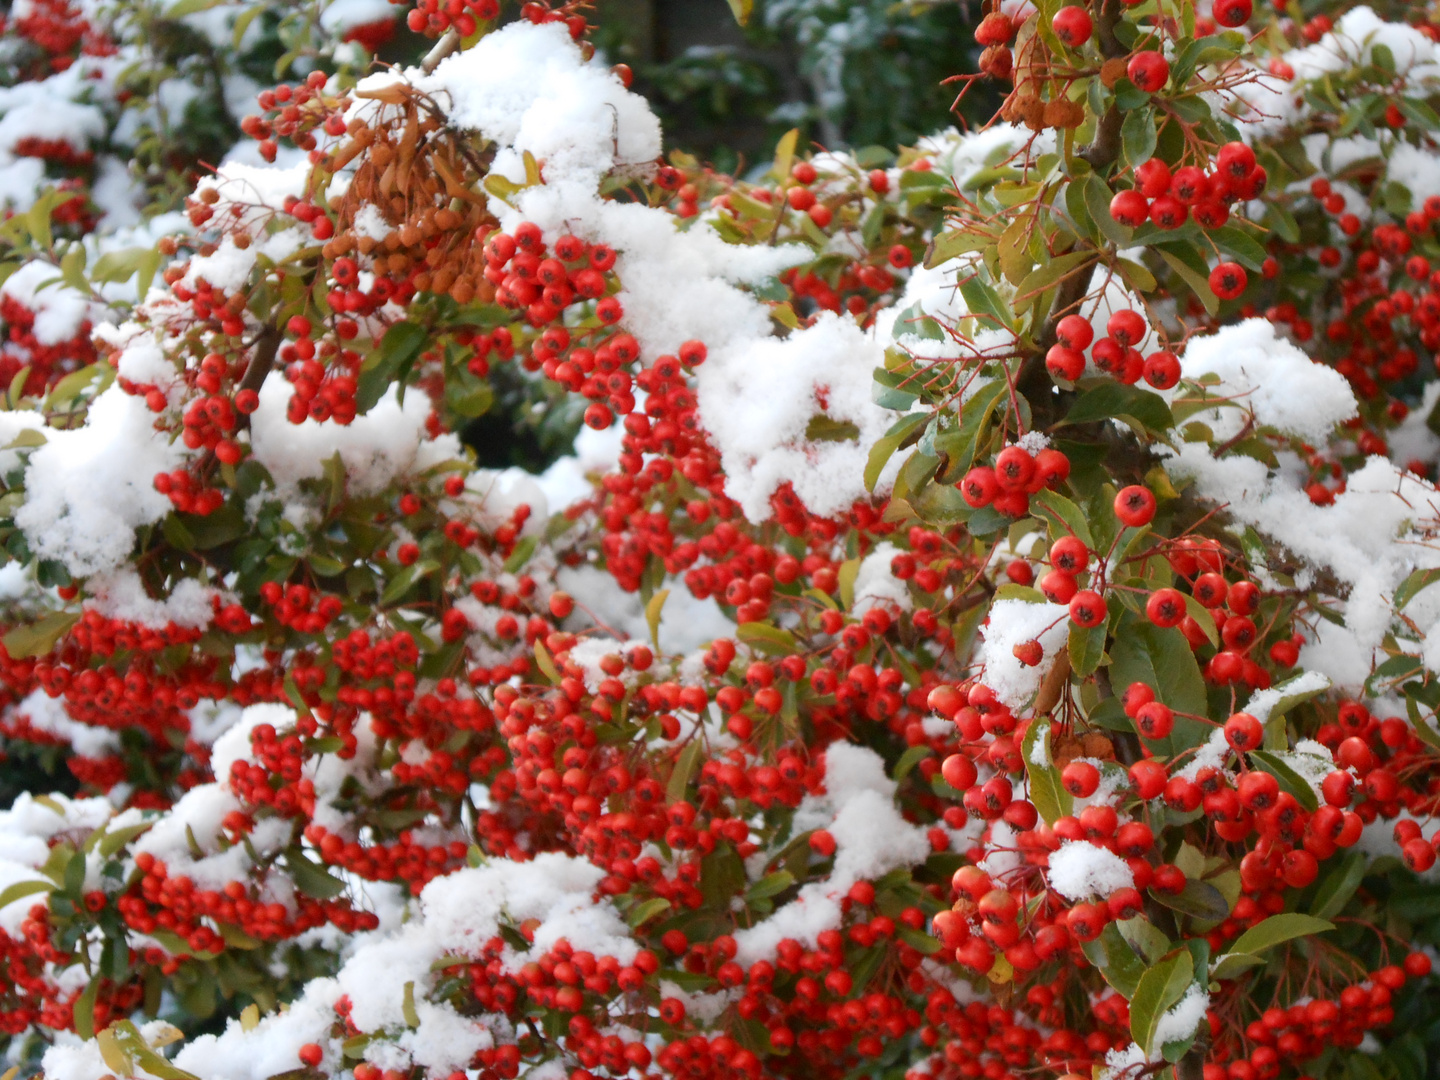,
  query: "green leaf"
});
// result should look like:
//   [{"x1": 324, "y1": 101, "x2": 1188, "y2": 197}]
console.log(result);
[
  {"x1": 1013, "y1": 251, "x2": 1094, "y2": 306},
  {"x1": 933, "y1": 379, "x2": 1008, "y2": 484},
  {"x1": 1021, "y1": 717, "x2": 1071, "y2": 826},
  {"x1": 1080, "y1": 922, "x2": 1146, "y2": 998},
  {"x1": 1116, "y1": 917, "x2": 1172, "y2": 965},
  {"x1": 1397, "y1": 97, "x2": 1440, "y2": 130},
  {"x1": 1181, "y1": 595, "x2": 1219, "y2": 647},
  {"x1": 533, "y1": 640, "x2": 560, "y2": 683},
  {"x1": 98, "y1": 821, "x2": 154, "y2": 857},
  {"x1": 402, "y1": 981, "x2": 420, "y2": 1028},
  {"x1": 1248, "y1": 750, "x2": 1320, "y2": 811},
  {"x1": 888, "y1": 743, "x2": 929, "y2": 782},
  {"x1": 1129, "y1": 950, "x2": 1194, "y2": 1054},
  {"x1": 667, "y1": 739, "x2": 704, "y2": 805},
  {"x1": 1157, "y1": 247, "x2": 1219, "y2": 315},
  {"x1": 1063, "y1": 381, "x2": 1173, "y2": 435},
  {"x1": 356, "y1": 321, "x2": 428, "y2": 415},
  {"x1": 0, "y1": 879, "x2": 51, "y2": 913},
  {"x1": 216, "y1": 922, "x2": 262, "y2": 949},
  {"x1": 645, "y1": 589, "x2": 669, "y2": 651},
  {"x1": 738, "y1": 621, "x2": 797, "y2": 653},
  {"x1": 1310, "y1": 849, "x2": 1366, "y2": 920},
  {"x1": 446, "y1": 380, "x2": 493, "y2": 418},
  {"x1": 232, "y1": 1, "x2": 263, "y2": 48},
  {"x1": 745, "y1": 871, "x2": 795, "y2": 902},
  {"x1": 1395, "y1": 567, "x2": 1440, "y2": 610},
  {"x1": 177, "y1": 503, "x2": 247, "y2": 549},
  {"x1": 1259, "y1": 672, "x2": 1331, "y2": 744},
  {"x1": 1079, "y1": 174, "x2": 1132, "y2": 246},
  {"x1": 771, "y1": 128, "x2": 799, "y2": 183},
  {"x1": 2, "y1": 611, "x2": 80, "y2": 660},
  {"x1": 165, "y1": 0, "x2": 221, "y2": 17},
  {"x1": 283, "y1": 848, "x2": 347, "y2": 900},
  {"x1": 1069, "y1": 620, "x2": 1107, "y2": 677},
  {"x1": 897, "y1": 927, "x2": 943, "y2": 955},
  {"x1": 805, "y1": 413, "x2": 861, "y2": 442},
  {"x1": 1211, "y1": 225, "x2": 1268, "y2": 271},
  {"x1": 628, "y1": 897, "x2": 671, "y2": 927},
  {"x1": 1030, "y1": 489, "x2": 1094, "y2": 548},
  {"x1": 838, "y1": 557, "x2": 860, "y2": 610},
  {"x1": 502, "y1": 536, "x2": 537, "y2": 574},
  {"x1": 1150, "y1": 879, "x2": 1230, "y2": 922},
  {"x1": 1121, "y1": 110, "x2": 1157, "y2": 168},
  {"x1": 925, "y1": 228, "x2": 992, "y2": 269},
  {"x1": 959, "y1": 273, "x2": 1016, "y2": 332},
  {"x1": 1109, "y1": 614, "x2": 1207, "y2": 755},
  {"x1": 380, "y1": 559, "x2": 438, "y2": 606},
  {"x1": 74, "y1": 978, "x2": 101, "y2": 1041},
  {"x1": 1224, "y1": 913, "x2": 1333, "y2": 957}
]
